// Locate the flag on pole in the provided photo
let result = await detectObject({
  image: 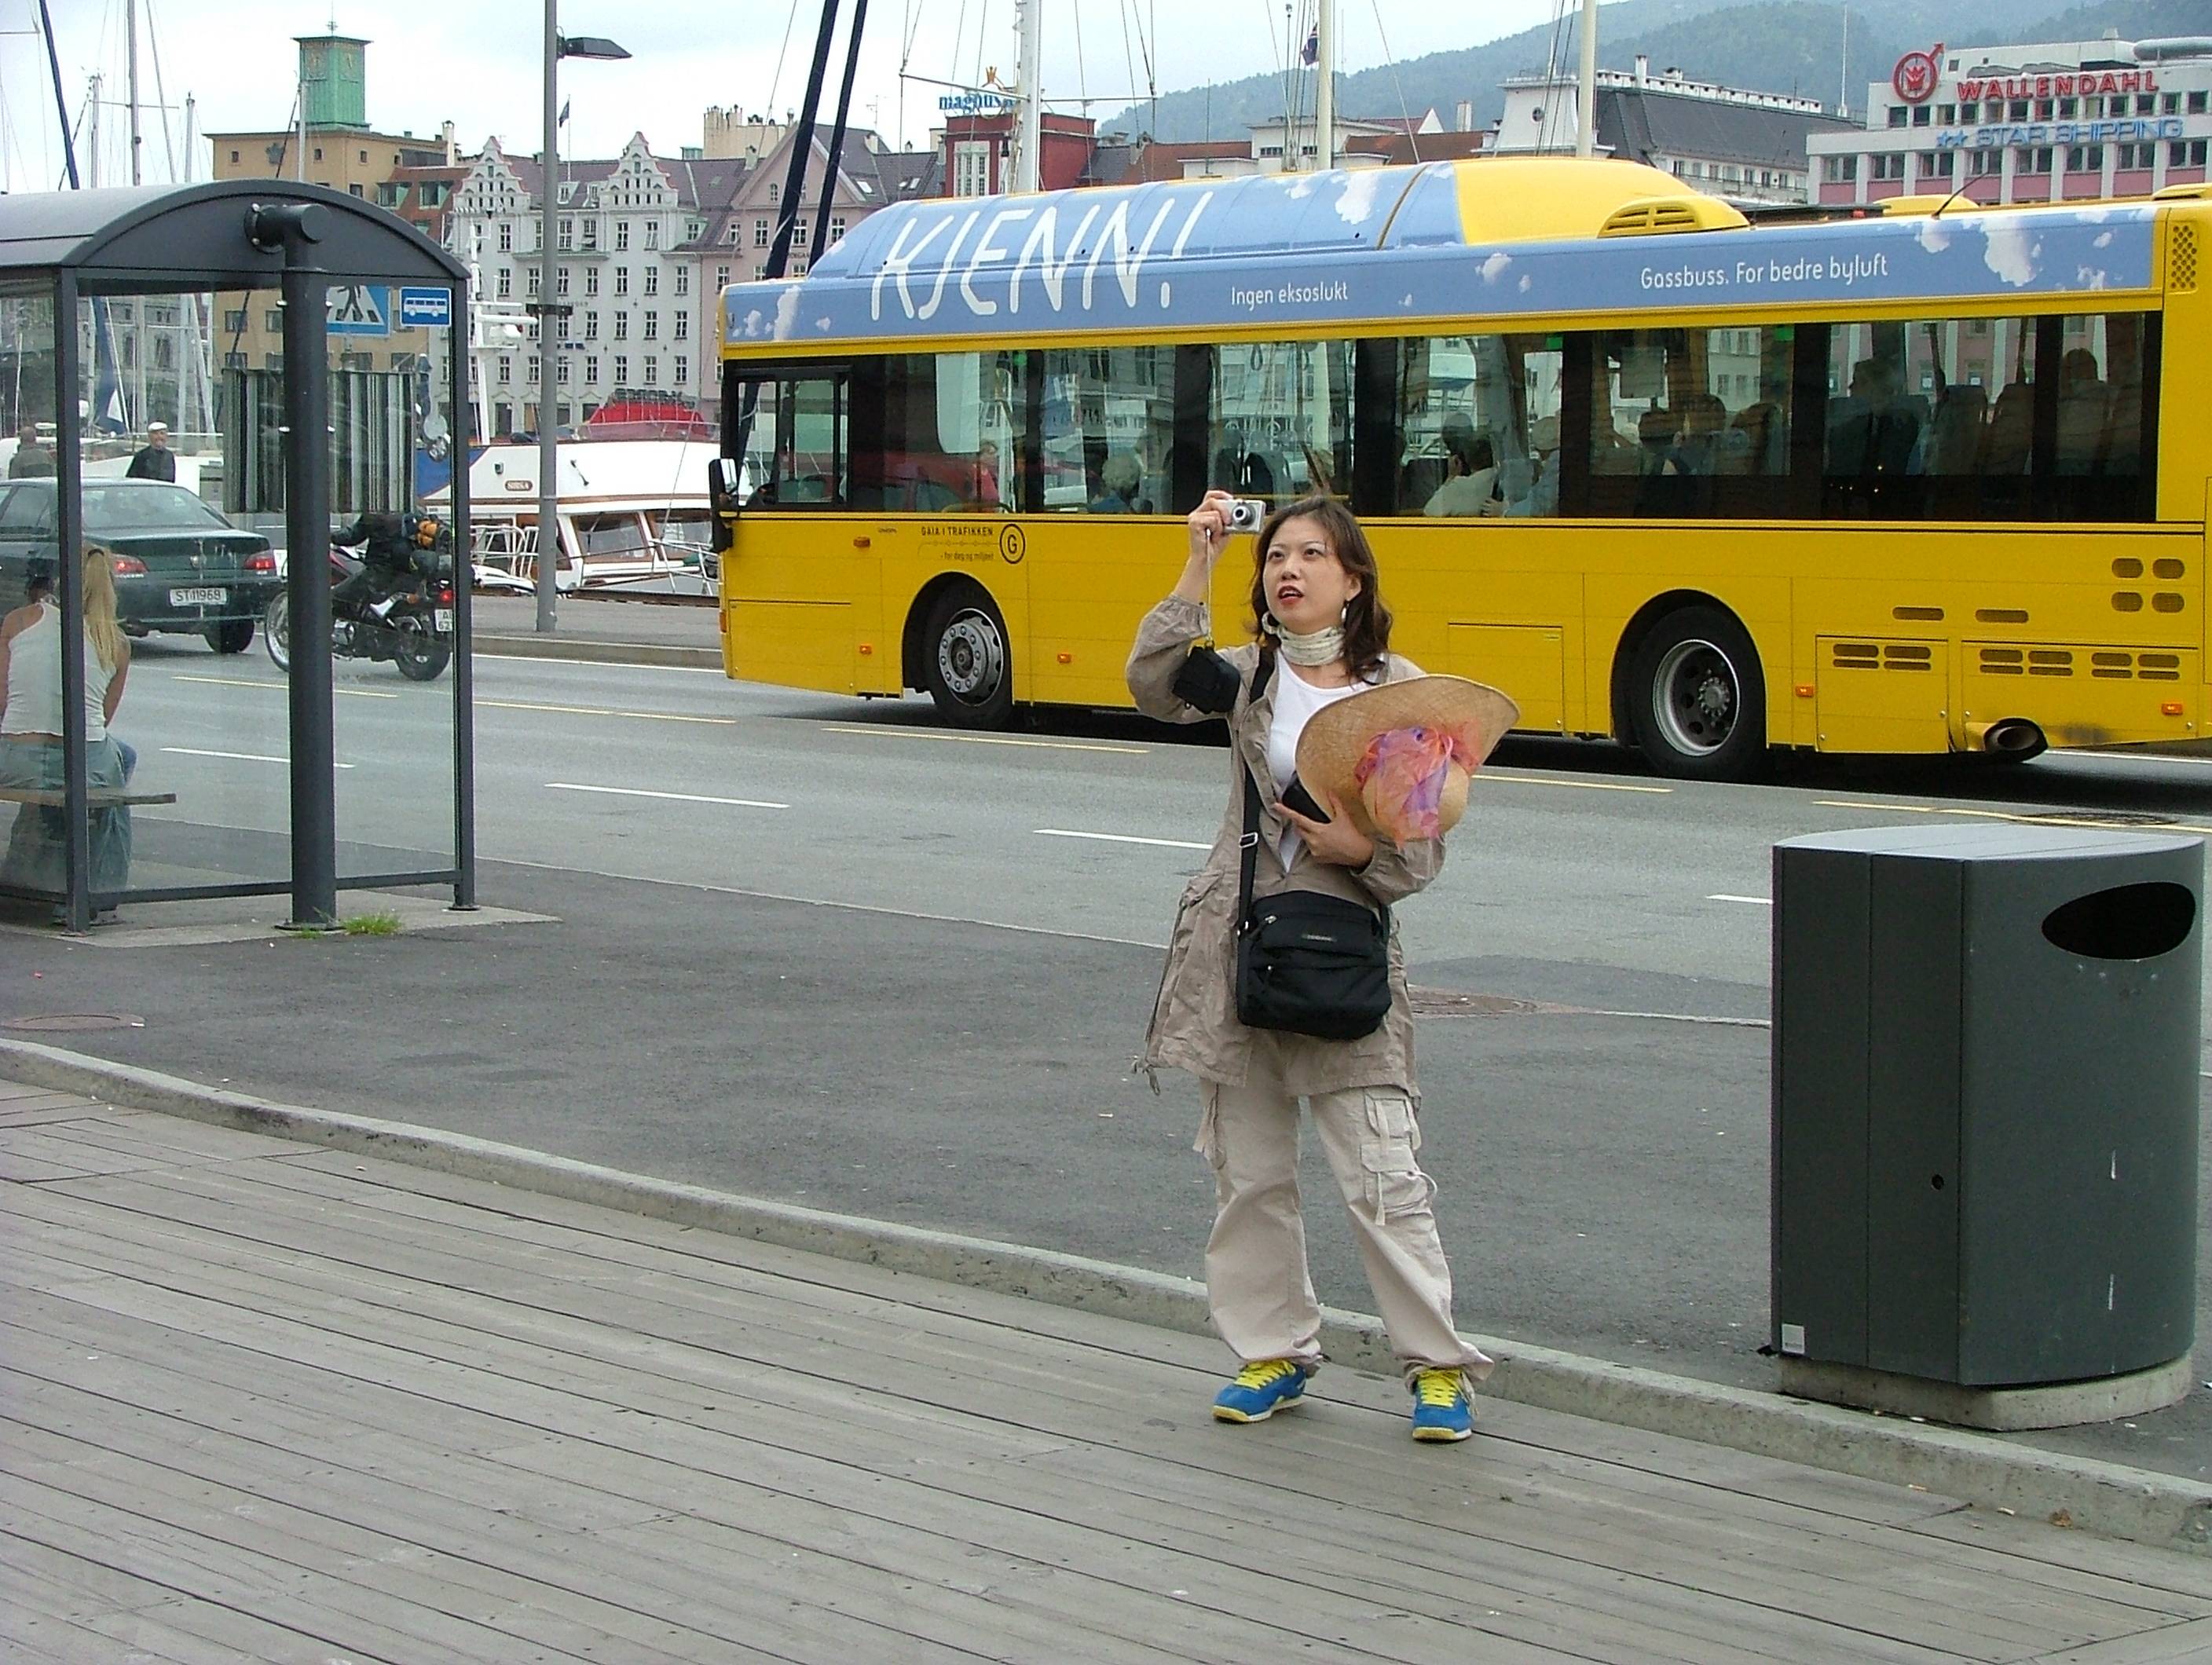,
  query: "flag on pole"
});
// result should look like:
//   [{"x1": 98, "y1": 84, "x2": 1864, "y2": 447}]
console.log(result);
[
  {"x1": 90, "y1": 299, "x2": 127, "y2": 434},
  {"x1": 1301, "y1": 24, "x2": 1319, "y2": 65},
  {"x1": 558, "y1": 98, "x2": 571, "y2": 126}
]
